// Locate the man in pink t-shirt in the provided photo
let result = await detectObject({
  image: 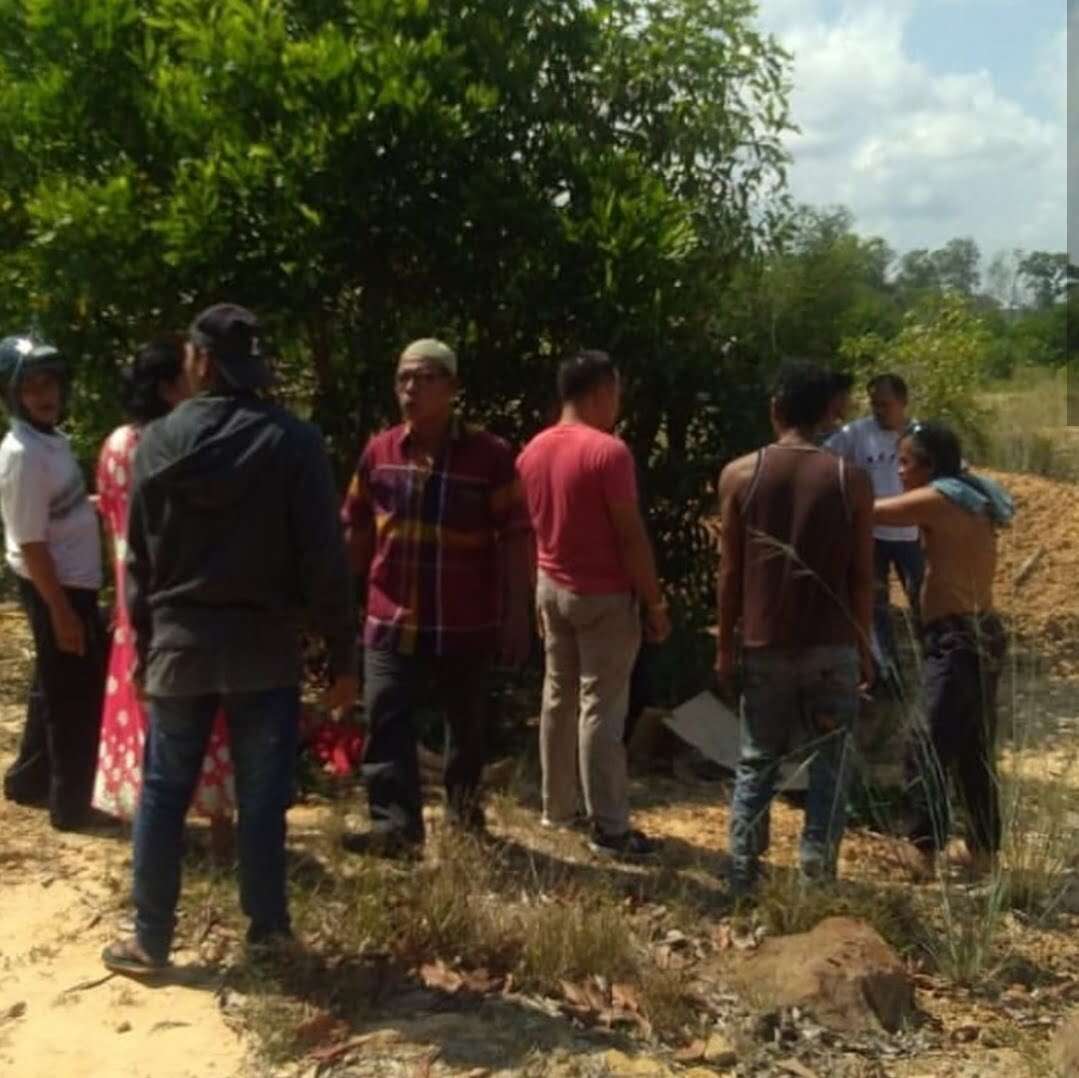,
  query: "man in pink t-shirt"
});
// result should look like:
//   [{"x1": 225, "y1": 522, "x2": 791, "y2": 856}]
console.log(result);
[{"x1": 517, "y1": 350, "x2": 670, "y2": 859}]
